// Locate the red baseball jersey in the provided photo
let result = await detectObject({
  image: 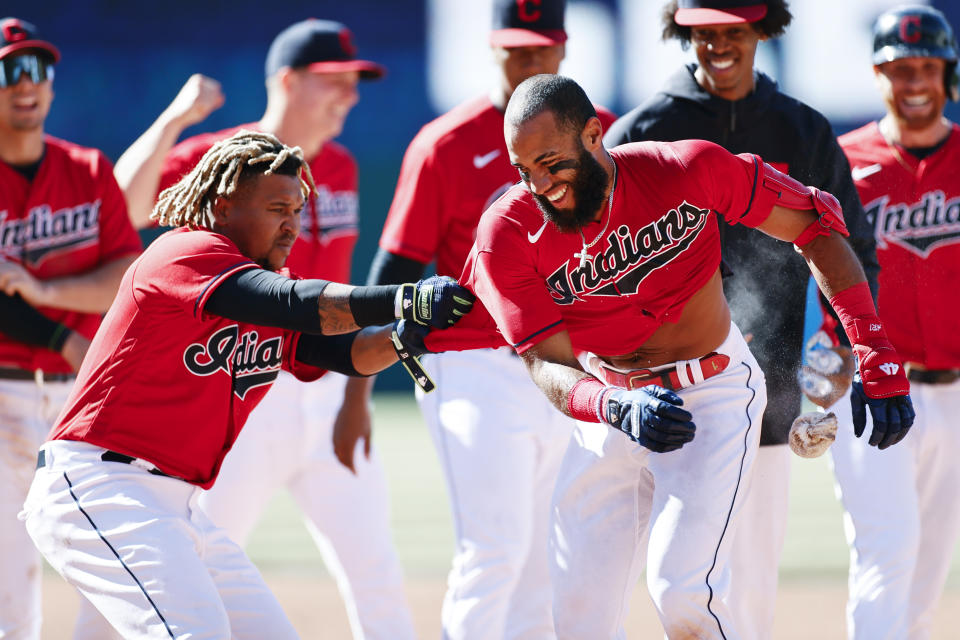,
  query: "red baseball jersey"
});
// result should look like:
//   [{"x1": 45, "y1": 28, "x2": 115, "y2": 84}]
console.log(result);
[
  {"x1": 379, "y1": 96, "x2": 616, "y2": 277},
  {"x1": 461, "y1": 140, "x2": 775, "y2": 356},
  {"x1": 49, "y1": 228, "x2": 324, "y2": 488},
  {"x1": 0, "y1": 136, "x2": 142, "y2": 373},
  {"x1": 160, "y1": 124, "x2": 359, "y2": 283},
  {"x1": 840, "y1": 122, "x2": 960, "y2": 368}
]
